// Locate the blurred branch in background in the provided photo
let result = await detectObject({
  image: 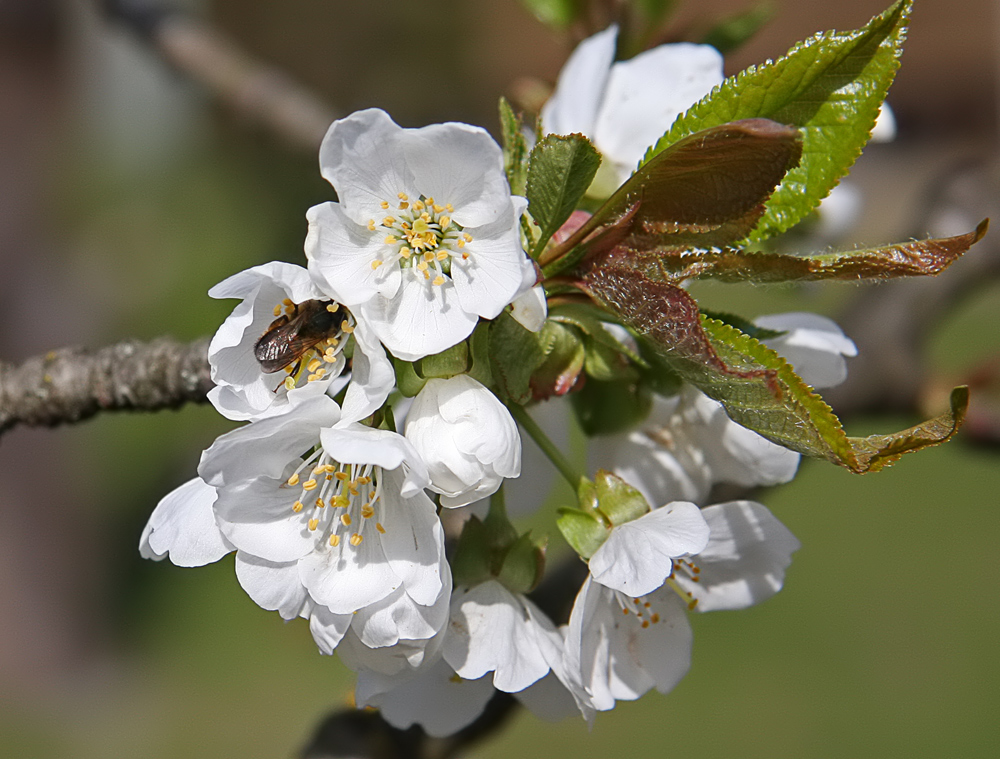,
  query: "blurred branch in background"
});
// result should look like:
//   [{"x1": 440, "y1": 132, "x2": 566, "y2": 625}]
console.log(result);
[{"x1": 104, "y1": 0, "x2": 336, "y2": 151}]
